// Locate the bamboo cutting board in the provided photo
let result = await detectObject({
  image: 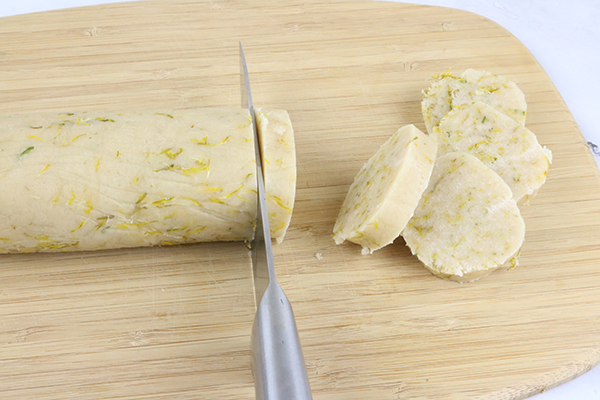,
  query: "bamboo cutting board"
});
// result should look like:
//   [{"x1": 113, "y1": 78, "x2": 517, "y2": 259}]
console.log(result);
[{"x1": 0, "y1": 1, "x2": 599, "y2": 399}]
